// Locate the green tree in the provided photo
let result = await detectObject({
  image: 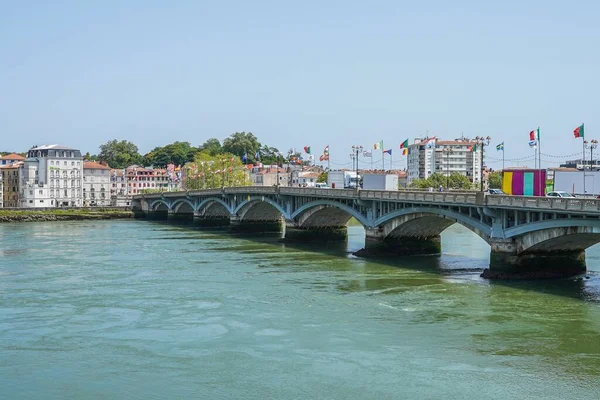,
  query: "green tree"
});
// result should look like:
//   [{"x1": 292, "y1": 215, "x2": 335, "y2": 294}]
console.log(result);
[
  {"x1": 222, "y1": 132, "x2": 260, "y2": 162},
  {"x1": 143, "y1": 141, "x2": 198, "y2": 167},
  {"x1": 97, "y1": 140, "x2": 142, "y2": 168},
  {"x1": 317, "y1": 172, "x2": 328, "y2": 183},
  {"x1": 410, "y1": 173, "x2": 473, "y2": 190},
  {"x1": 183, "y1": 151, "x2": 251, "y2": 189},
  {"x1": 488, "y1": 171, "x2": 502, "y2": 188},
  {"x1": 199, "y1": 138, "x2": 222, "y2": 156}
]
